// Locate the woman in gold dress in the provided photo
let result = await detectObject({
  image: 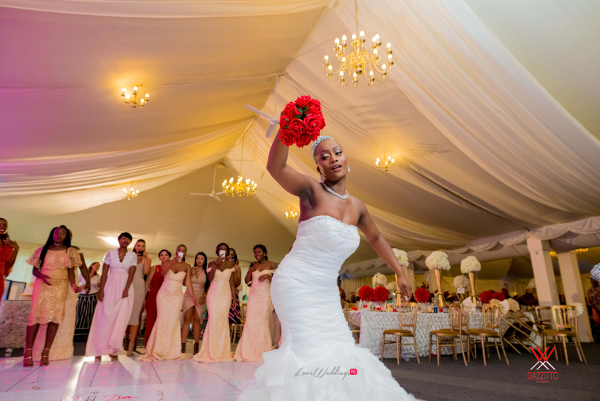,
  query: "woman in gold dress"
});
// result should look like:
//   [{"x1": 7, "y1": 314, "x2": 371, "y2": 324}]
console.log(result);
[
  {"x1": 181, "y1": 251, "x2": 208, "y2": 355},
  {"x1": 23, "y1": 226, "x2": 81, "y2": 367}
]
